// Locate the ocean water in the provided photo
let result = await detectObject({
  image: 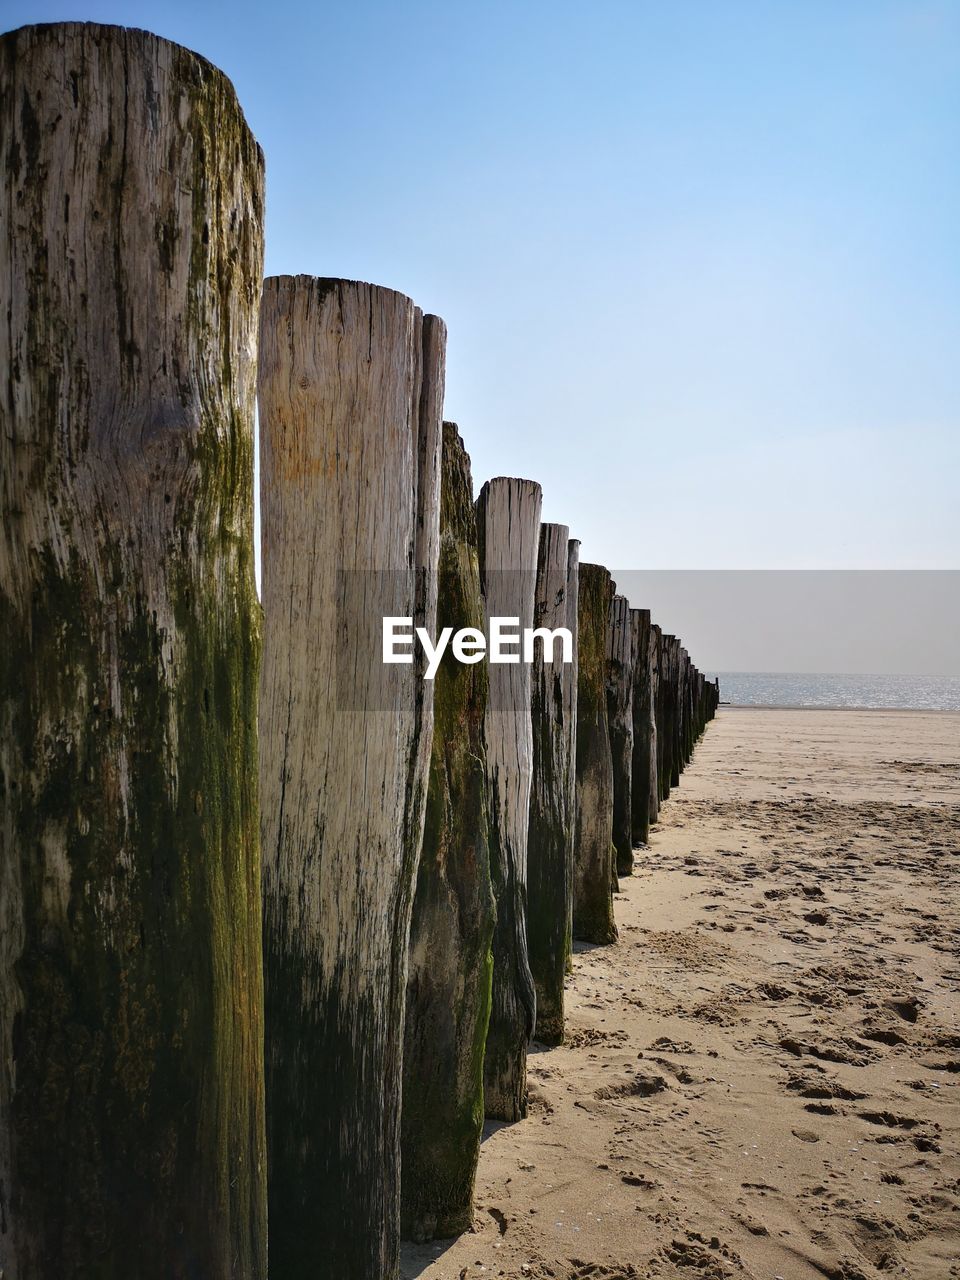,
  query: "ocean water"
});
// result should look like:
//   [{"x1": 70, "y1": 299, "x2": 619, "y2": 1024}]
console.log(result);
[{"x1": 709, "y1": 672, "x2": 960, "y2": 712}]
